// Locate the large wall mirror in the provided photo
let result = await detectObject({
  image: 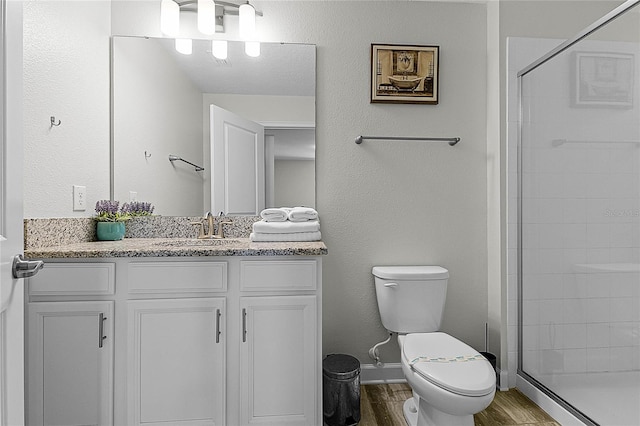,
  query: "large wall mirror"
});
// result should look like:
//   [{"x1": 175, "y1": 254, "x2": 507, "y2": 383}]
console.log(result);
[{"x1": 112, "y1": 36, "x2": 316, "y2": 217}]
